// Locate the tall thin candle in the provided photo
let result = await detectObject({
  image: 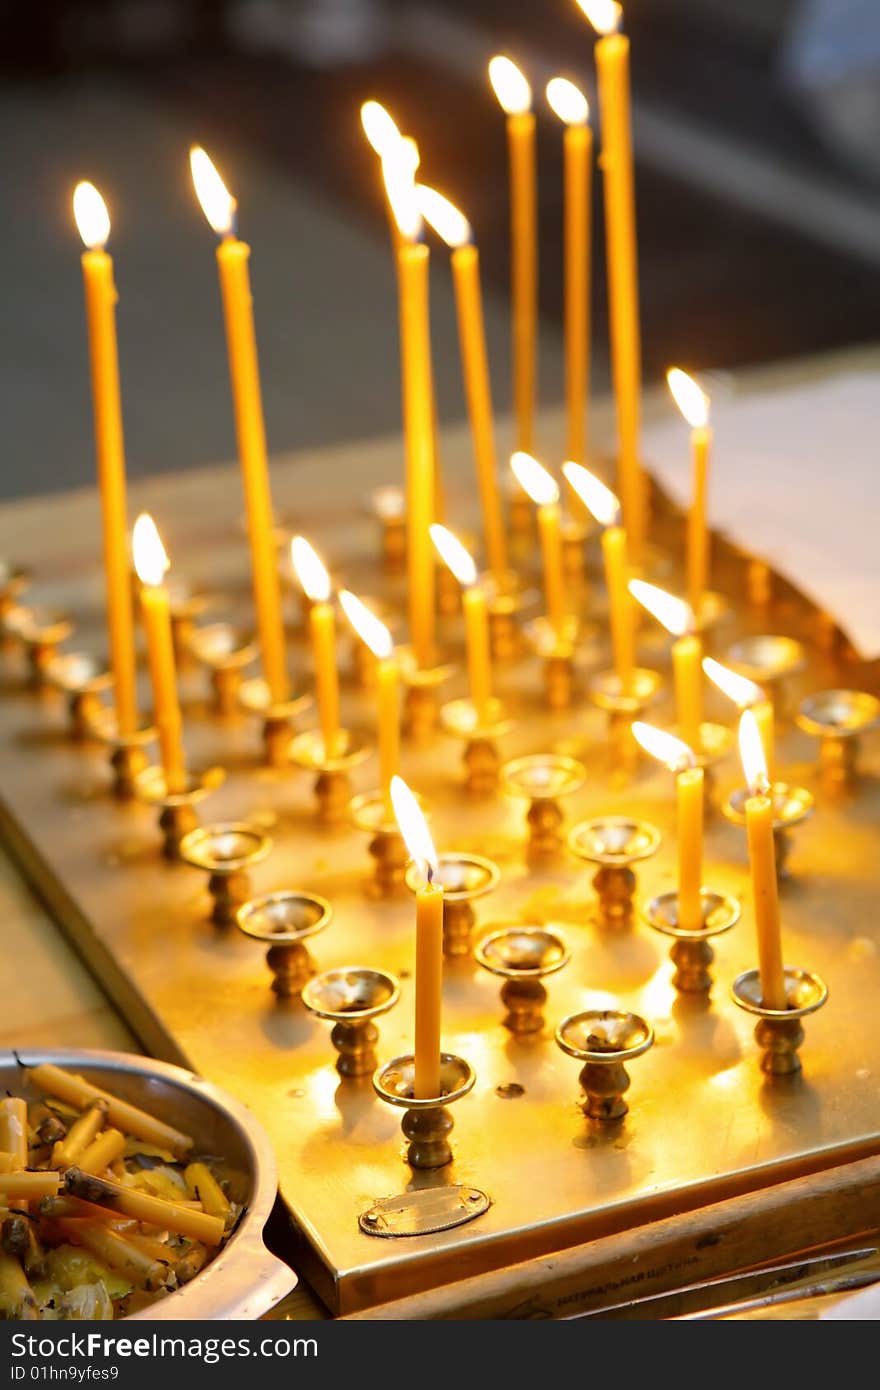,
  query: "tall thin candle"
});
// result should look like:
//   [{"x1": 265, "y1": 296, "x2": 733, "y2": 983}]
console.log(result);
[
  {"x1": 132, "y1": 515, "x2": 186, "y2": 794},
  {"x1": 547, "y1": 79, "x2": 592, "y2": 465},
  {"x1": 391, "y1": 776, "x2": 444, "y2": 1099}
]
